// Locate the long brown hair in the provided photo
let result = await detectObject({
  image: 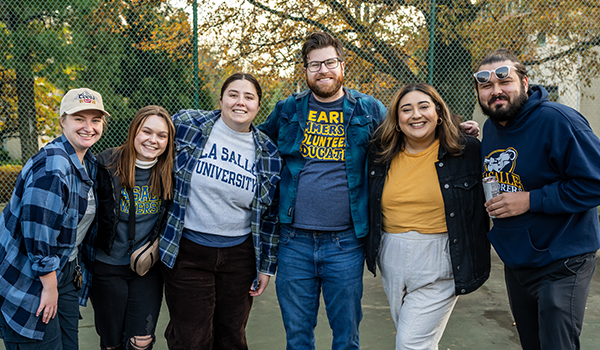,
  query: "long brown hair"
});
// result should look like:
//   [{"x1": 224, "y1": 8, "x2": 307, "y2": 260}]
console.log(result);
[
  {"x1": 372, "y1": 83, "x2": 464, "y2": 164},
  {"x1": 111, "y1": 105, "x2": 175, "y2": 200}
]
